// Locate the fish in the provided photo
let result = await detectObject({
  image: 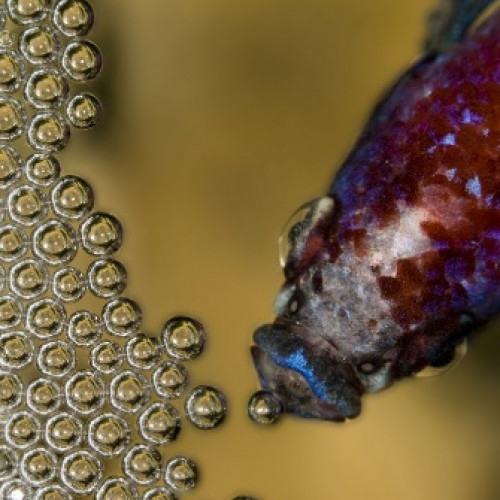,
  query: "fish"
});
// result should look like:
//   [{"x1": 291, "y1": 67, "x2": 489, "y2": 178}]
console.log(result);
[{"x1": 251, "y1": 0, "x2": 500, "y2": 422}]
